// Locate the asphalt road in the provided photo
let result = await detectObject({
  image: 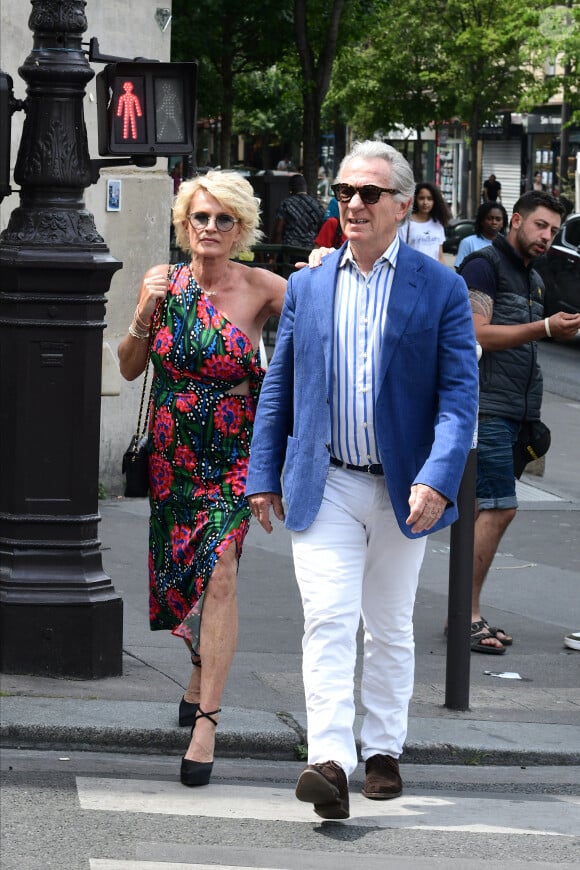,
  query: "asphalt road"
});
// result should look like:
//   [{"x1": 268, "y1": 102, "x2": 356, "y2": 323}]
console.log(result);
[
  {"x1": 1, "y1": 750, "x2": 579, "y2": 870},
  {"x1": 538, "y1": 334, "x2": 580, "y2": 402},
  {"x1": 1, "y1": 276, "x2": 578, "y2": 870}
]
